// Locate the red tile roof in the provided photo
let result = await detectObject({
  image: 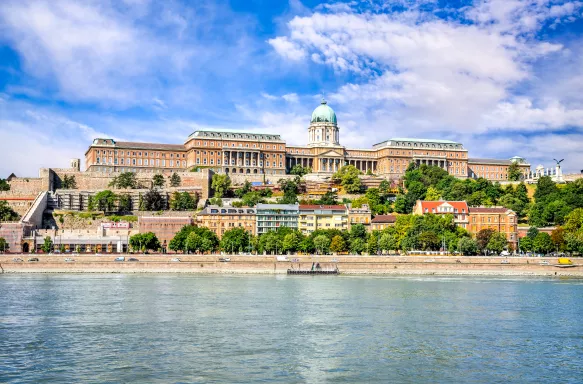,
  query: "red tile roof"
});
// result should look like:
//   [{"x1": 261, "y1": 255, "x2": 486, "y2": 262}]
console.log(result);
[
  {"x1": 371, "y1": 215, "x2": 397, "y2": 223},
  {"x1": 418, "y1": 201, "x2": 468, "y2": 212},
  {"x1": 469, "y1": 207, "x2": 513, "y2": 214},
  {"x1": 299, "y1": 205, "x2": 347, "y2": 210}
]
